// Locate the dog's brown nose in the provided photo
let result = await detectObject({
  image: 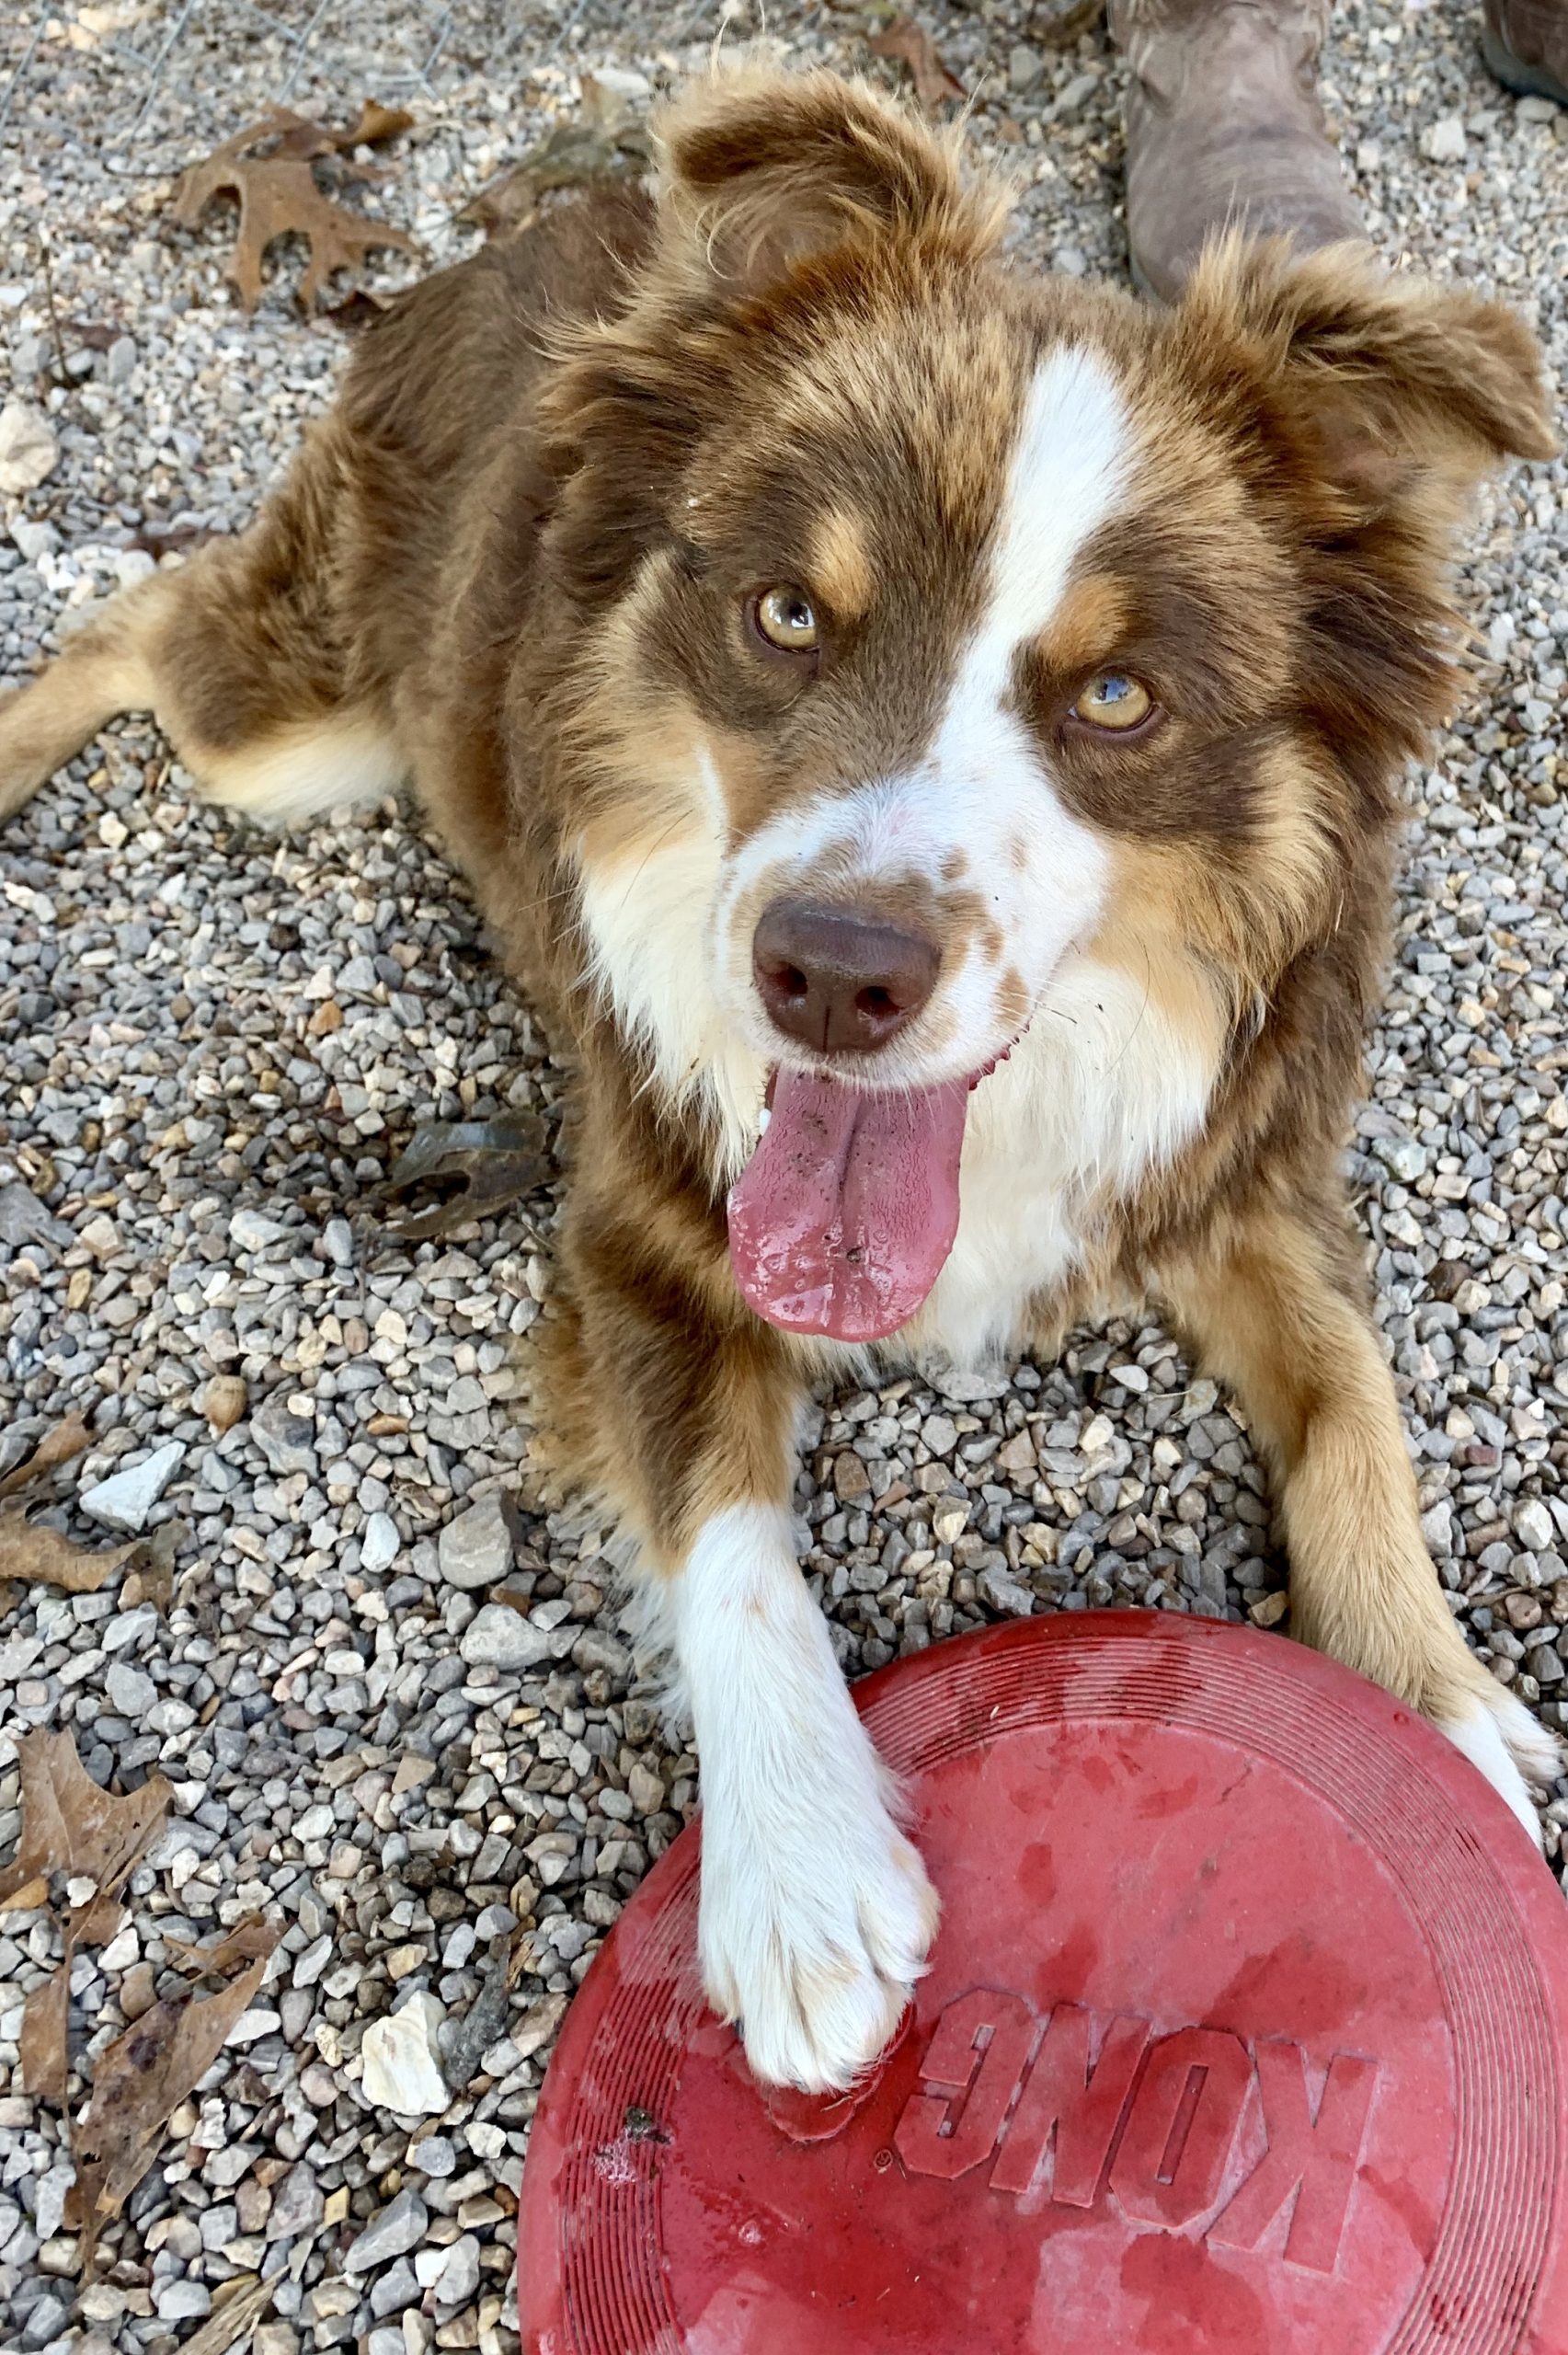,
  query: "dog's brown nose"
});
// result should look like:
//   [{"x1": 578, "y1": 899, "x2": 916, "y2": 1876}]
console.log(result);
[{"x1": 752, "y1": 898, "x2": 940, "y2": 1055}]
